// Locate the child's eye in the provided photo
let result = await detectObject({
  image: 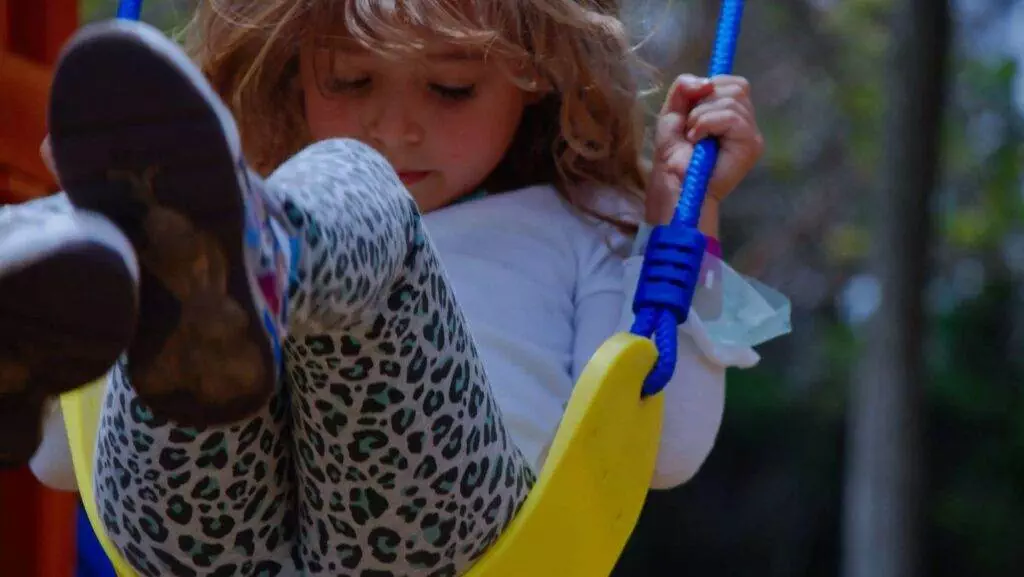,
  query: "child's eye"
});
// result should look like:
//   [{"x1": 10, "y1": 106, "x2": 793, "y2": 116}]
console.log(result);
[
  {"x1": 324, "y1": 76, "x2": 371, "y2": 94},
  {"x1": 429, "y1": 83, "x2": 476, "y2": 101}
]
